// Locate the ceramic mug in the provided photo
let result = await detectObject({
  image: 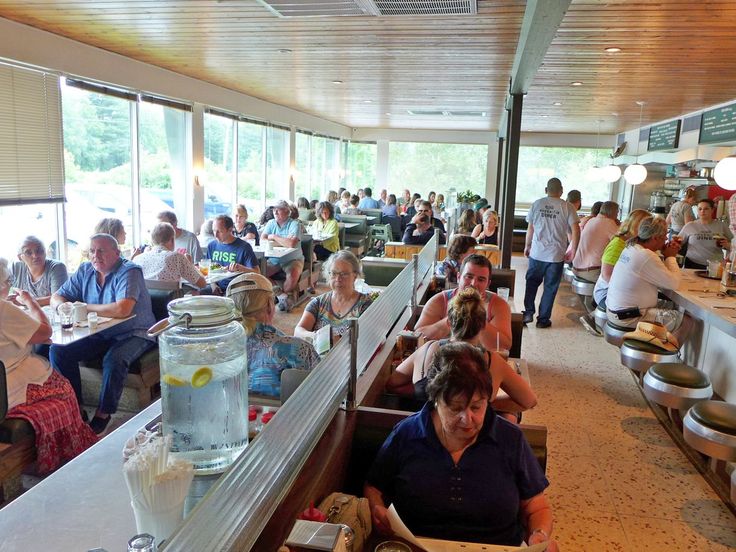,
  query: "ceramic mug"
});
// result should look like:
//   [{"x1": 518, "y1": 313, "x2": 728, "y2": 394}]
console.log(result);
[{"x1": 73, "y1": 301, "x2": 88, "y2": 323}]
